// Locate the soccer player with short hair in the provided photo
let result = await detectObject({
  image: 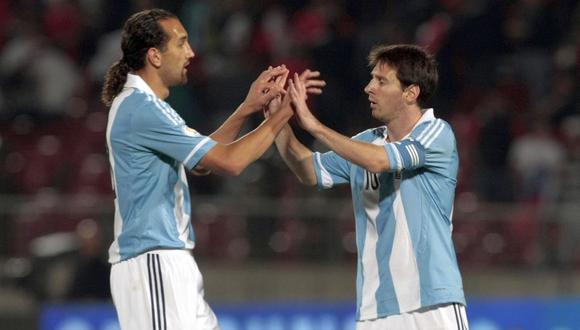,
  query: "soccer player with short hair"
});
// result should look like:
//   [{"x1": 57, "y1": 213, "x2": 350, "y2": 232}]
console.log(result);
[
  {"x1": 102, "y1": 8, "x2": 292, "y2": 330},
  {"x1": 272, "y1": 44, "x2": 469, "y2": 329}
]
